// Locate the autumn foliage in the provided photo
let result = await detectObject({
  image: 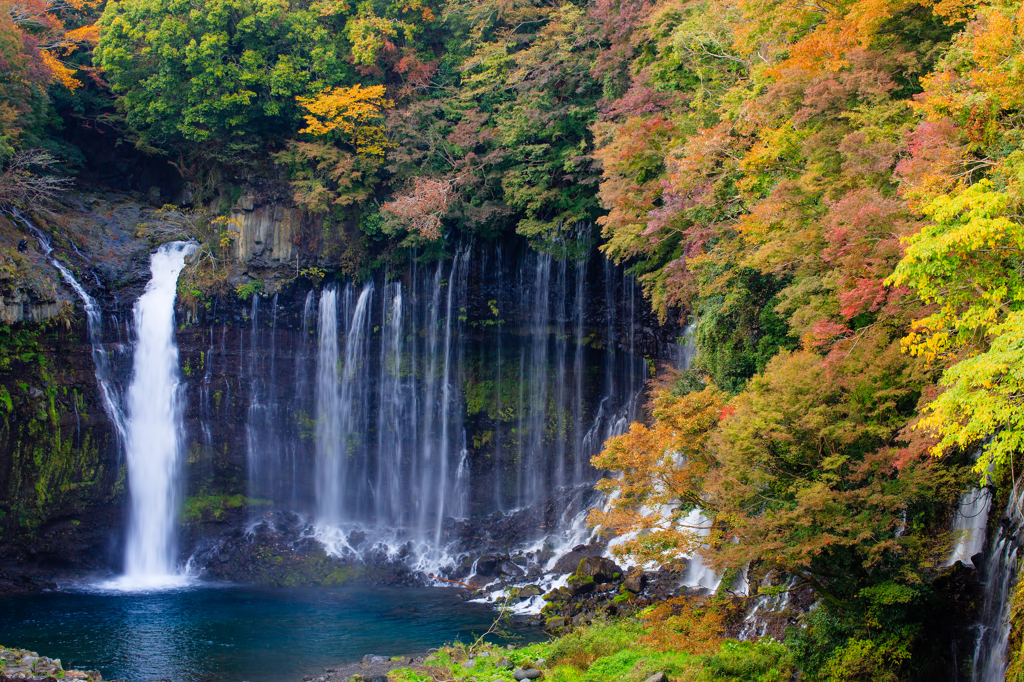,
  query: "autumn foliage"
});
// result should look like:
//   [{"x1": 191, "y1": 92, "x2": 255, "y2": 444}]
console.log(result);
[{"x1": 297, "y1": 84, "x2": 395, "y2": 158}]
